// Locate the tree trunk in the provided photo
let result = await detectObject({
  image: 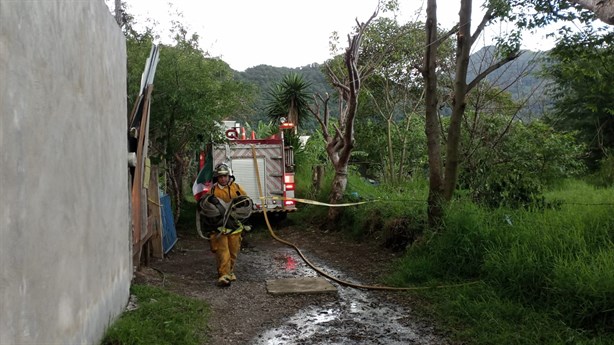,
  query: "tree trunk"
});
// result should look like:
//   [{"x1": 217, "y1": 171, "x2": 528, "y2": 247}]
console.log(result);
[
  {"x1": 309, "y1": 11, "x2": 377, "y2": 226},
  {"x1": 397, "y1": 112, "x2": 414, "y2": 181},
  {"x1": 443, "y1": 0, "x2": 472, "y2": 201},
  {"x1": 168, "y1": 170, "x2": 181, "y2": 225},
  {"x1": 386, "y1": 119, "x2": 395, "y2": 183},
  {"x1": 168, "y1": 155, "x2": 188, "y2": 225},
  {"x1": 312, "y1": 165, "x2": 324, "y2": 194},
  {"x1": 327, "y1": 168, "x2": 348, "y2": 222},
  {"x1": 424, "y1": 0, "x2": 444, "y2": 228}
]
